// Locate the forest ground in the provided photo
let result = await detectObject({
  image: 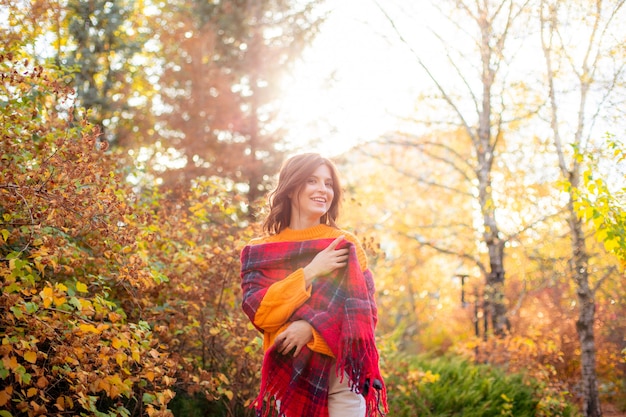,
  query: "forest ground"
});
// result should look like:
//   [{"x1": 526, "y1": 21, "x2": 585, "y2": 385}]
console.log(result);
[{"x1": 603, "y1": 403, "x2": 625, "y2": 416}]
